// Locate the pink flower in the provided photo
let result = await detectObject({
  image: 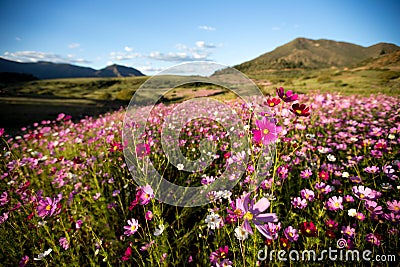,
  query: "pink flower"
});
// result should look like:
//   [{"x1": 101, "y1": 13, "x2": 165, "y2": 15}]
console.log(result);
[
  {"x1": 129, "y1": 185, "x2": 154, "y2": 210},
  {"x1": 124, "y1": 218, "x2": 140, "y2": 236},
  {"x1": 145, "y1": 210, "x2": 153, "y2": 220},
  {"x1": 235, "y1": 193, "x2": 278, "y2": 239},
  {"x1": 59, "y1": 237, "x2": 69, "y2": 250},
  {"x1": 387, "y1": 200, "x2": 400, "y2": 214},
  {"x1": 136, "y1": 143, "x2": 150, "y2": 158},
  {"x1": 284, "y1": 226, "x2": 299, "y2": 242},
  {"x1": 276, "y1": 87, "x2": 298, "y2": 102},
  {"x1": 252, "y1": 117, "x2": 278, "y2": 145},
  {"x1": 326, "y1": 196, "x2": 343, "y2": 211},
  {"x1": 37, "y1": 195, "x2": 61, "y2": 218},
  {"x1": 19, "y1": 255, "x2": 29, "y2": 267},
  {"x1": 291, "y1": 197, "x2": 307, "y2": 209},
  {"x1": 300, "y1": 189, "x2": 315, "y2": 202},
  {"x1": 122, "y1": 246, "x2": 133, "y2": 261},
  {"x1": 0, "y1": 128, "x2": 4, "y2": 137}
]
